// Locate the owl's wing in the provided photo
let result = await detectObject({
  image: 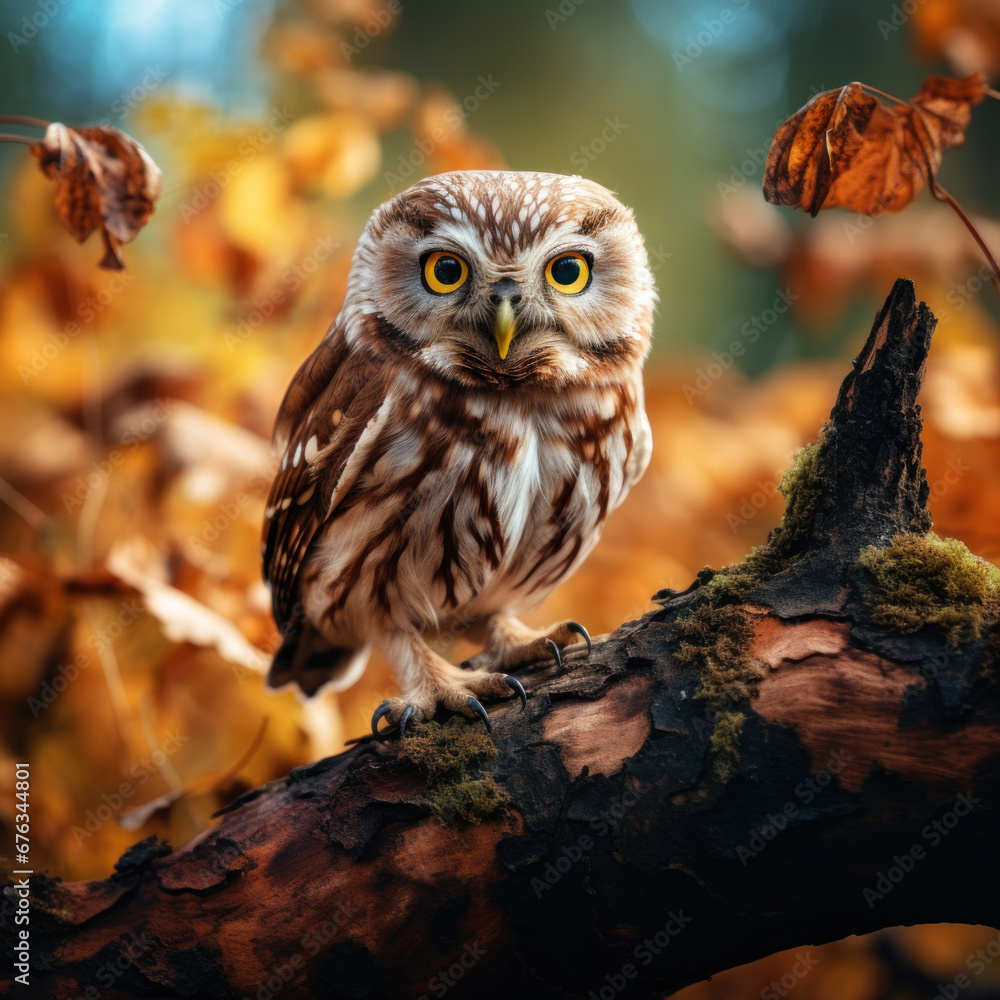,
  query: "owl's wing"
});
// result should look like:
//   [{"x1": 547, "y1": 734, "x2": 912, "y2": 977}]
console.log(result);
[
  {"x1": 262, "y1": 330, "x2": 392, "y2": 631},
  {"x1": 617, "y1": 406, "x2": 652, "y2": 507}
]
